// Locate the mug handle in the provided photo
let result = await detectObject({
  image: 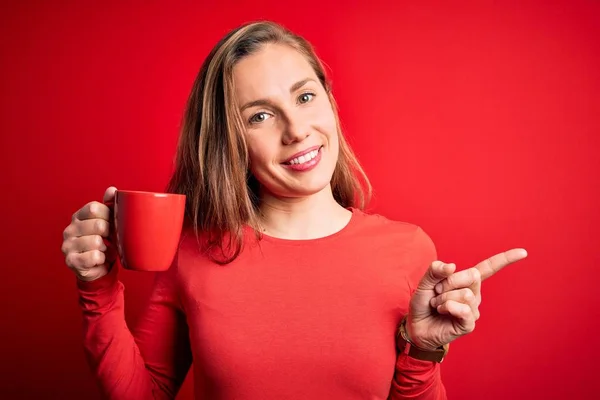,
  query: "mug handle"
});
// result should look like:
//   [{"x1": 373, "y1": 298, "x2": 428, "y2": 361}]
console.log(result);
[{"x1": 102, "y1": 197, "x2": 120, "y2": 270}]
